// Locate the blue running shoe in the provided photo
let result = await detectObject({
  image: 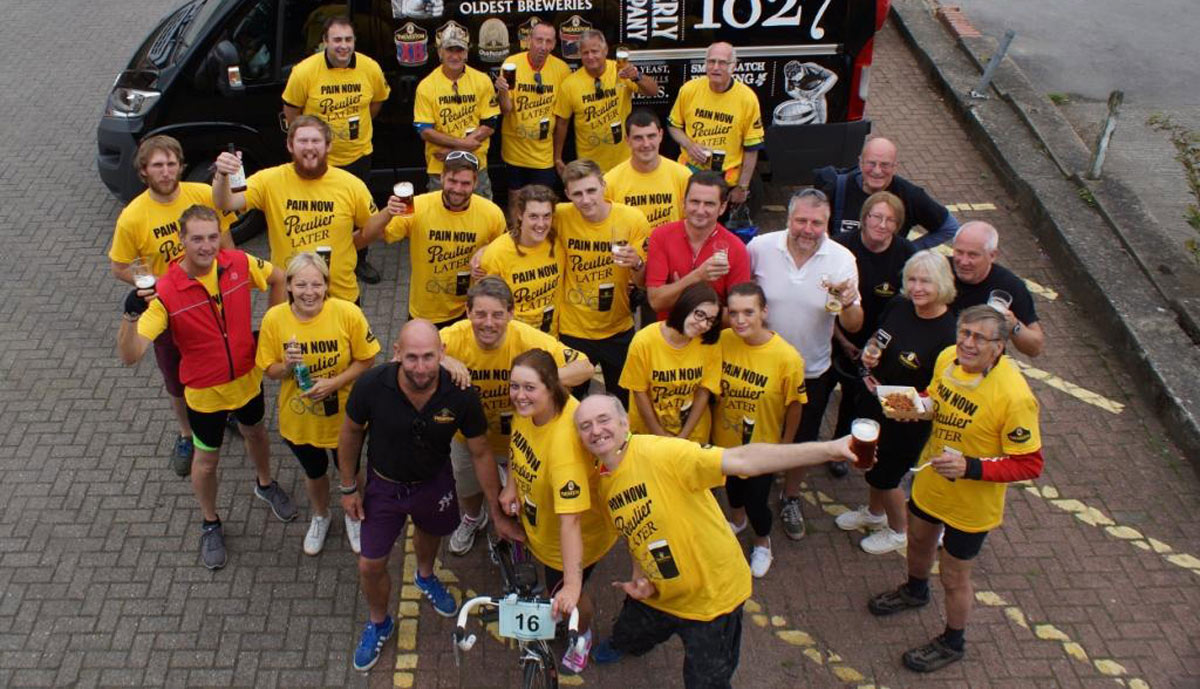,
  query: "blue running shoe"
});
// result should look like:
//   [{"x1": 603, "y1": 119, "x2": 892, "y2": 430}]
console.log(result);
[
  {"x1": 353, "y1": 616, "x2": 394, "y2": 671},
  {"x1": 591, "y1": 638, "x2": 625, "y2": 665},
  {"x1": 415, "y1": 572, "x2": 458, "y2": 617}
]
